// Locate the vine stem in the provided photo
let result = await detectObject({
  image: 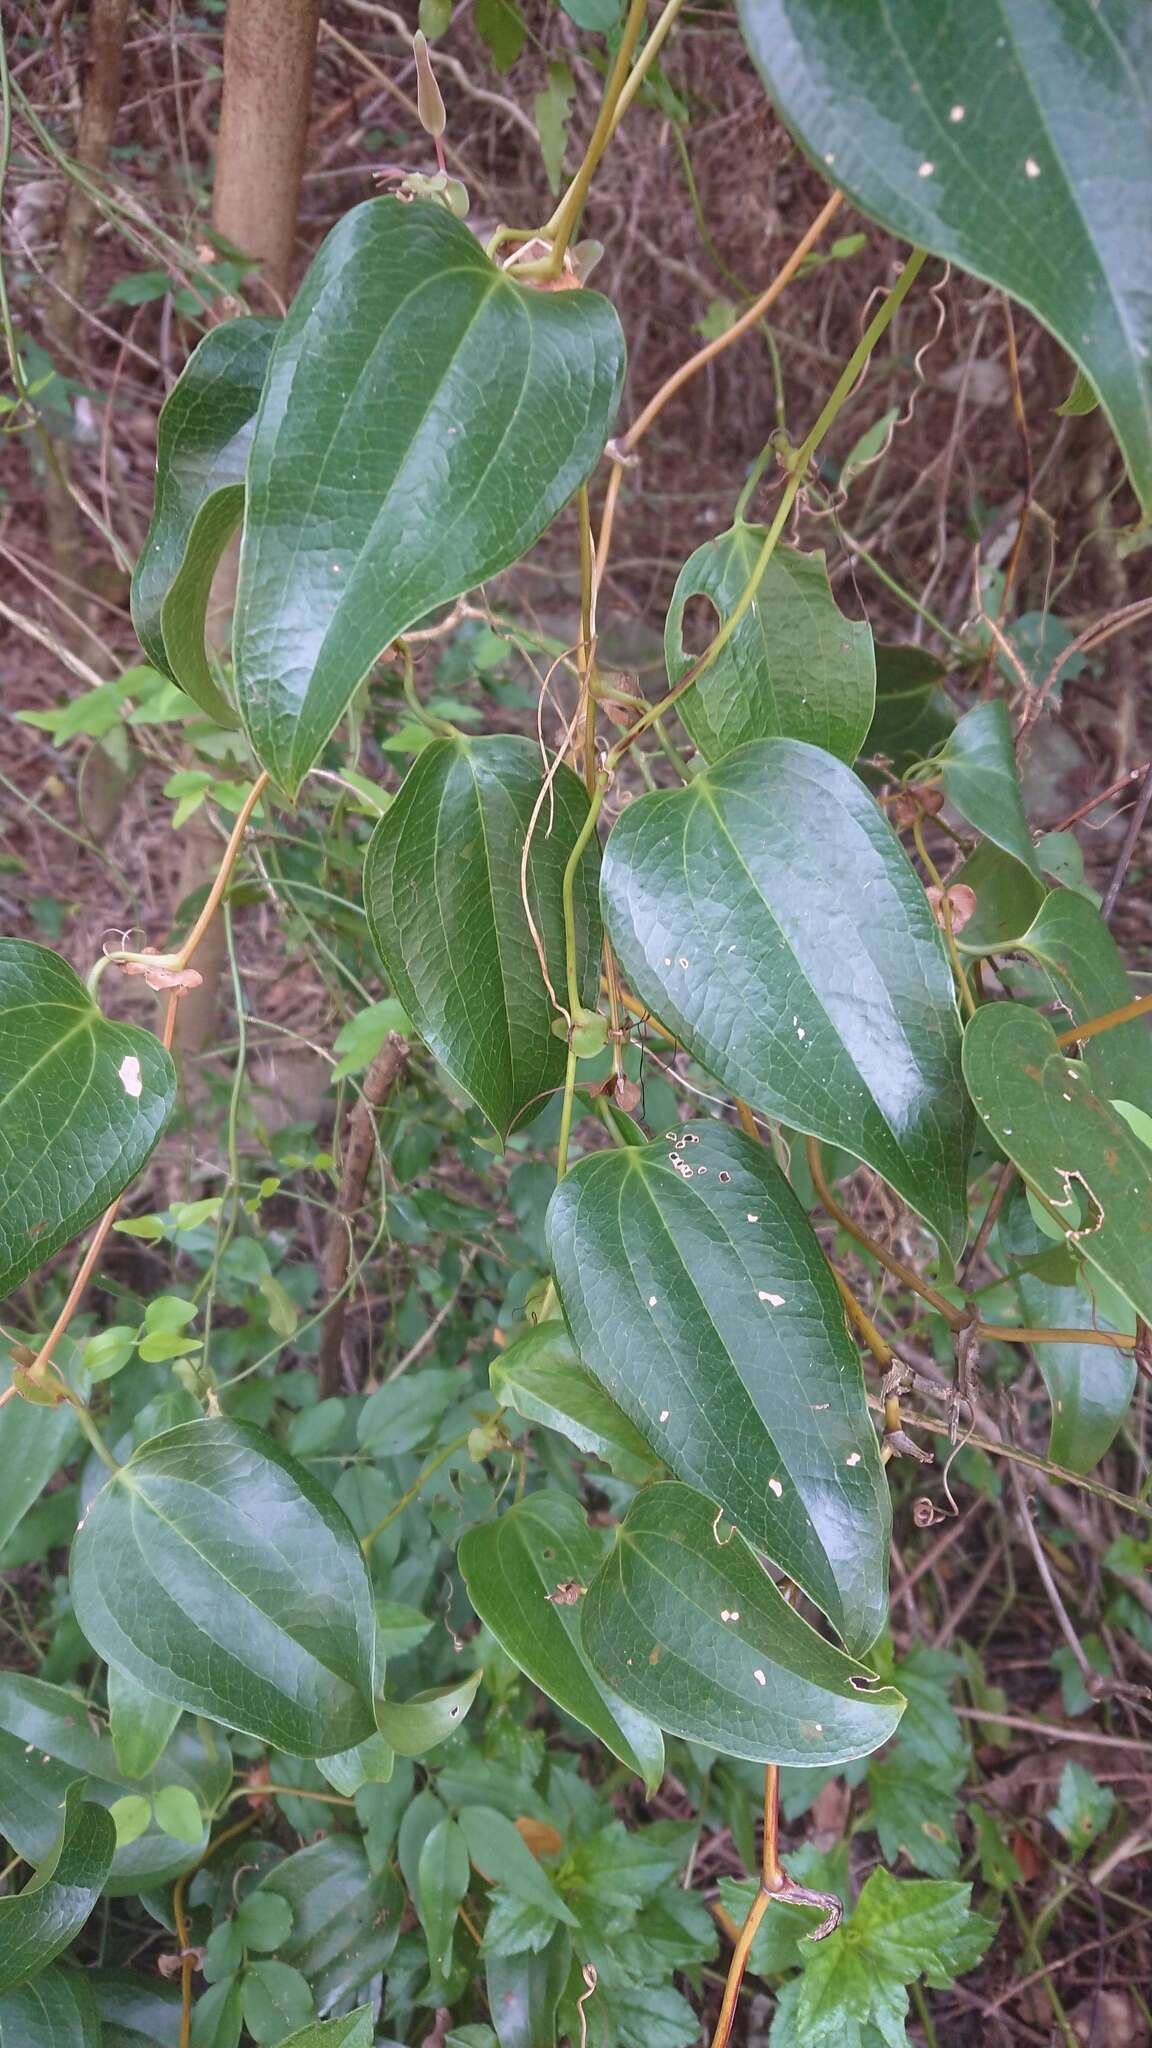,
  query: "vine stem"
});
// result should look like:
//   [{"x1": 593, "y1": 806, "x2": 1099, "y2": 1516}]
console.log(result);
[
  {"x1": 542, "y1": 0, "x2": 651, "y2": 274},
  {"x1": 709, "y1": 1763, "x2": 783, "y2": 2048},
  {"x1": 609, "y1": 246, "x2": 929, "y2": 760},
  {"x1": 595, "y1": 189, "x2": 845, "y2": 583},
  {"x1": 174, "y1": 1814, "x2": 257, "y2": 2048},
  {"x1": 8, "y1": 771, "x2": 272, "y2": 1400},
  {"x1": 805, "y1": 1136, "x2": 967, "y2": 1330},
  {"x1": 1055, "y1": 992, "x2": 1152, "y2": 1046}
]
